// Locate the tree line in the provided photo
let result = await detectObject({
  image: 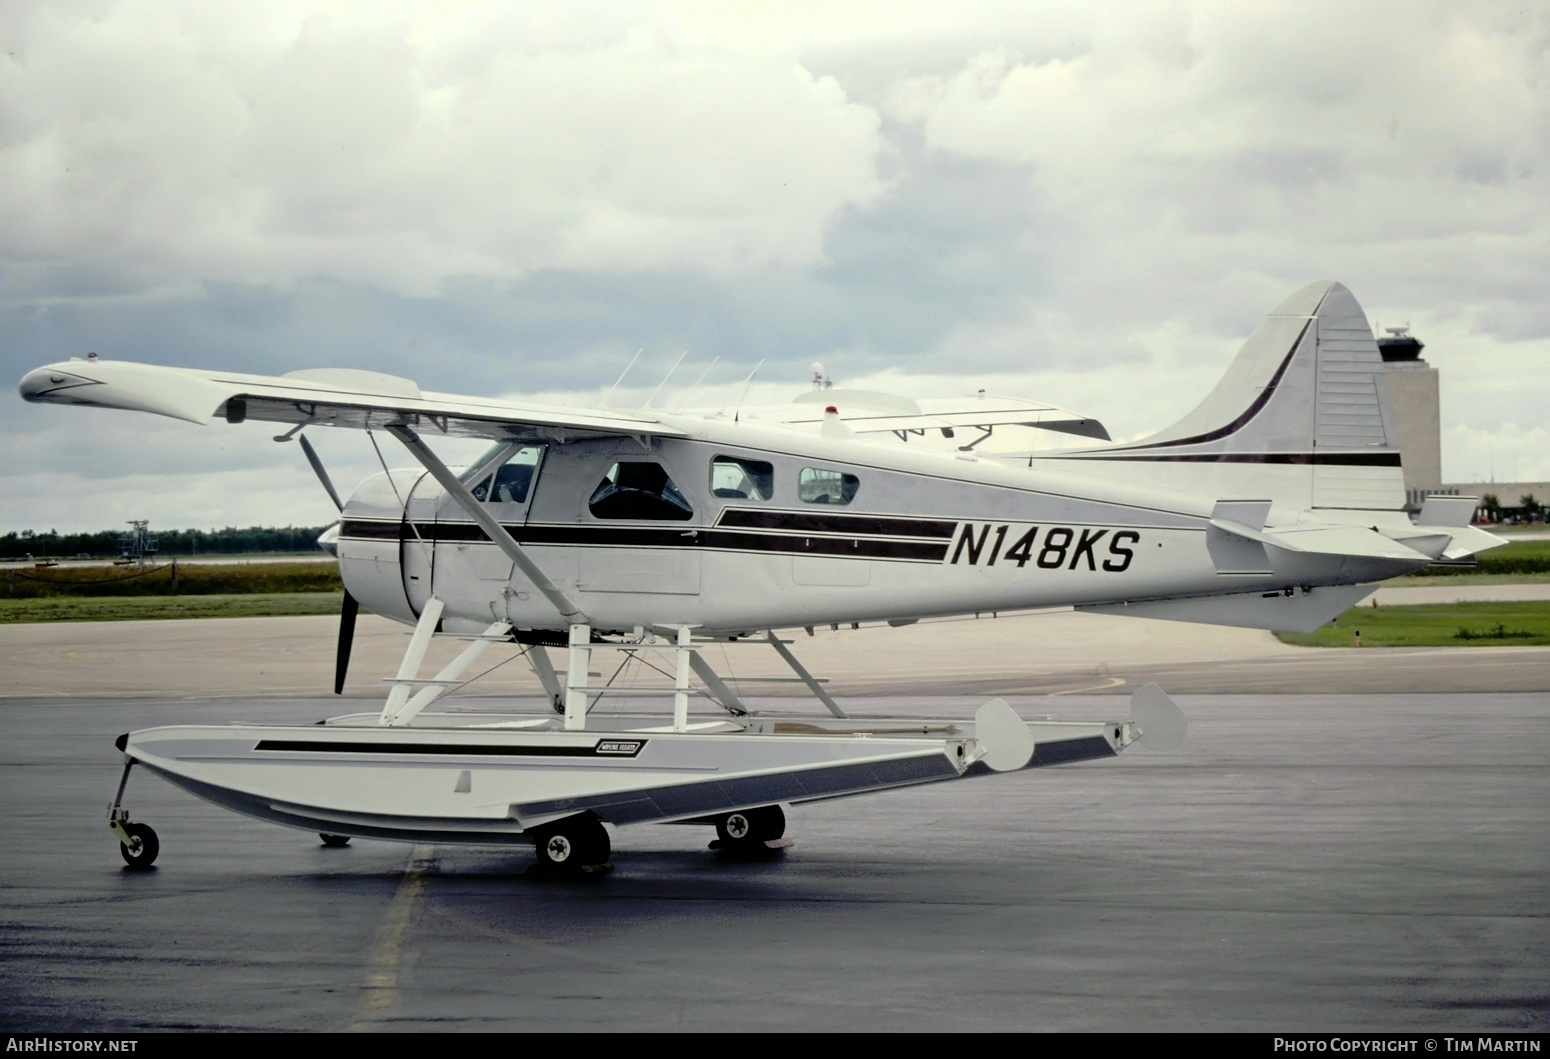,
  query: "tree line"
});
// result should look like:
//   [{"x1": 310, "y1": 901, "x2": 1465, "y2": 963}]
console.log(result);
[
  {"x1": 1, "y1": 525, "x2": 334, "y2": 560},
  {"x1": 1479, "y1": 494, "x2": 1544, "y2": 524}
]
